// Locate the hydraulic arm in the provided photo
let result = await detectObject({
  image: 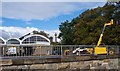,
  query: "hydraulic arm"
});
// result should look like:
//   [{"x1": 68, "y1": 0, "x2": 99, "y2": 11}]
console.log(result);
[
  {"x1": 94, "y1": 19, "x2": 113, "y2": 55},
  {"x1": 96, "y1": 19, "x2": 113, "y2": 47}
]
